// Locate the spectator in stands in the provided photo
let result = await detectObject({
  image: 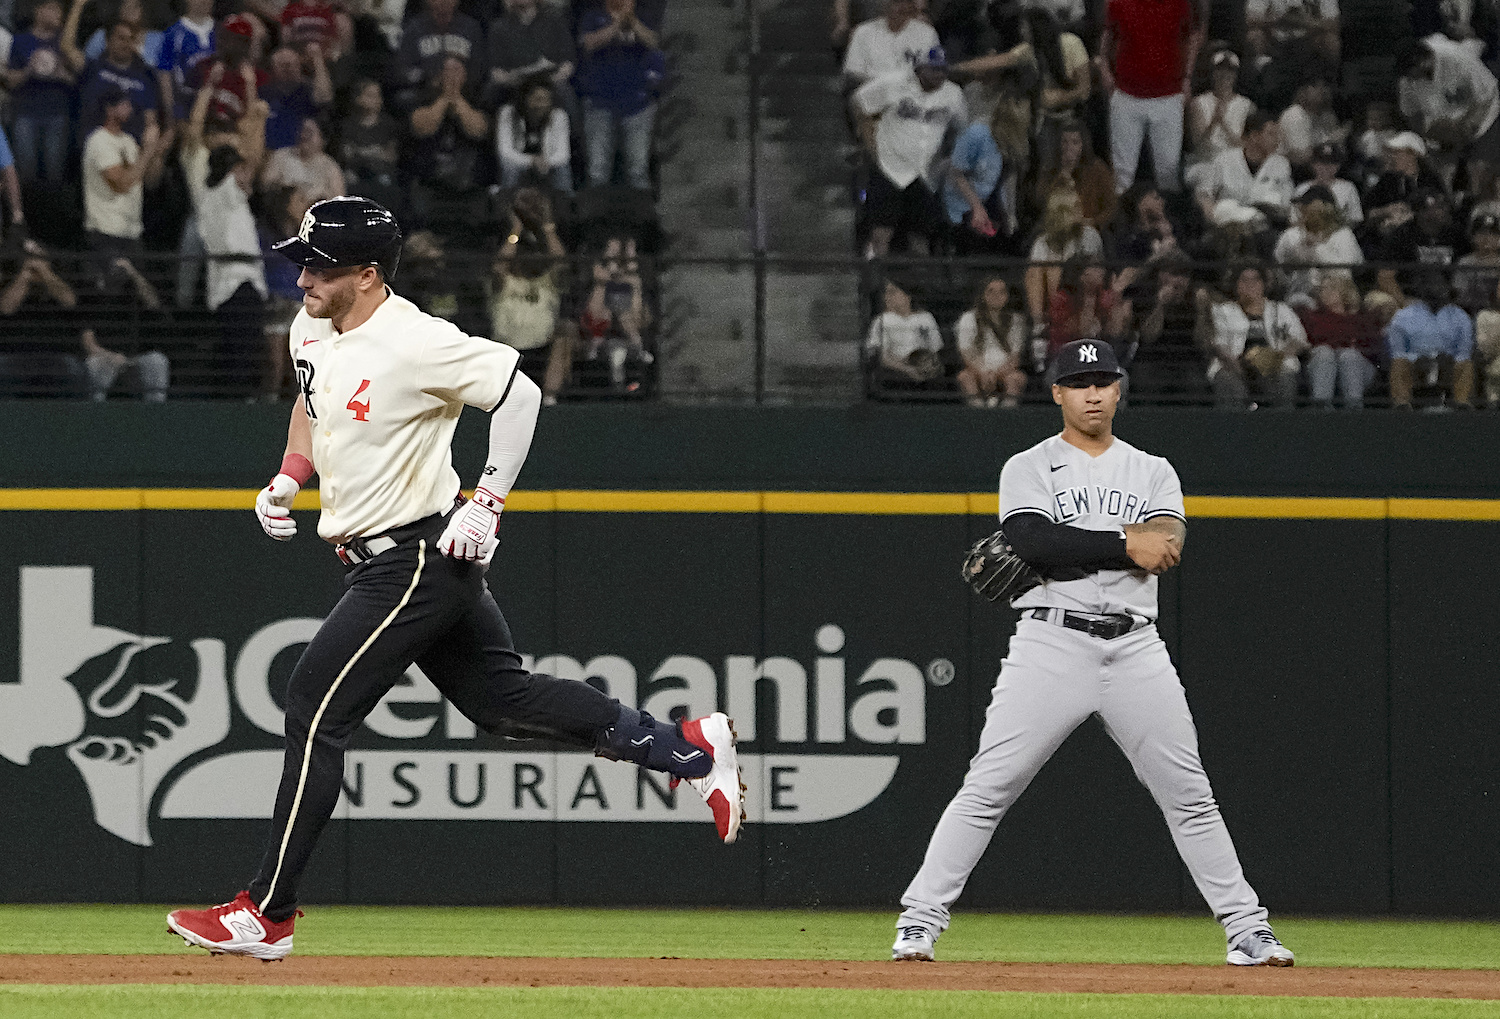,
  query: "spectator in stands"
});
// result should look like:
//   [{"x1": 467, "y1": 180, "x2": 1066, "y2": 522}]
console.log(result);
[
  {"x1": 1024, "y1": 6, "x2": 1091, "y2": 154},
  {"x1": 1397, "y1": 34, "x2": 1500, "y2": 181},
  {"x1": 80, "y1": 0, "x2": 165, "y2": 66},
  {"x1": 577, "y1": 0, "x2": 664, "y2": 191},
  {"x1": 1295, "y1": 142, "x2": 1362, "y2": 227},
  {"x1": 5, "y1": 0, "x2": 77, "y2": 182},
  {"x1": 338, "y1": 77, "x2": 402, "y2": 210},
  {"x1": 486, "y1": 0, "x2": 575, "y2": 108},
  {"x1": 948, "y1": 2, "x2": 1032, "y2": 126},
  {"x1": 261, "y1": 116, "x2": 344, "y2": 205},
  {"x1": 1114, "y1": 181, "x2": 1181, "y2": 266},
  {"x1": 955, "y1": 274, "x2": 1027, "y2": 407},
  {"x1": 1299, "y1": 273, "x2": 1382, "y2": 409},
  {"x1": 1273, "y1": 185, "x2": 1363, "y2": 309},
  {"x1": 855, "y1": 46, "x2": 966, "y2": 256},
  {"x1": 400, "y1": 229, "x2": 468, "y2": 324},
  {"x1": 0, "y1": 126, "x2": 27, "y2": 235},
  {"x1": 1033, "y1": 119, "x2": 1115, "y2": 227},
  {"x1": 1048, "y1": 252, "x2": 1131, "y2": 359},
  {"x1": 183, "y1": 64, "x2": 271, "y2": 399},
  {"x1": 64, "y1": 0, "x2": 158, "y2": 142},
  {"x1": 842, "y1": 0, "x2": 938, "y2": 91},
  {"x1": 1387, "y1": 268, "x2": 1475, "y2": 408},
  {"x1": 1456, "y1": 211, "x2": 1500, "y2": 312},
  {"x1": 1380, "y1": 188, "x2": 1467, "y2": 275},
  {"x1": 1195, "y1": 110, "x2": 1293, "y2": 233},
  {"x1": 0, "y1": 239, "x2": 169, "y2": 399},
  {"x1": 866, "y1": 275, "x2": 944, "y2": 390},
  {"x1": 280, "y1": 0, "x2": 351, "y2": 60},
  {"x1": 941, "y1": 116, "x2": 1004, "y2": 250},
  {"x1": 581, "y1": 233, "x2": 653, "y2": 390},
  {"x1": 498, "y1": 76, "x2": 571, "y2": 192},
  {"x1": 490, "y1": 186, "x2": 574, "y2": 403},
  {"x1": 1095, "y1": 0, "x2": 1201, "y2": 194},
  {"x1": 155, "y1": 0, "x2": 214, "y2": 119},
  {"x1": 1185, "y1": 49, "x2": 1253, "y2": 192},
  {"x1": 83, "y1": 85, "x2": 167, "y2": 304},
  {"x1": 1127, "y1": 252, "x2": 1206, "y2": 402},
  {"x1": 1362, "y1": 132, "x2": 1446, "y2": 253},
  {"x1": 391, "y1": 0, "x2": 484, "y2": 113},
  {"x1": 1025, "y1": 188, "x2": 1103, "y2": 324},
  {"x1": 262, "y1": 44, "x2": 332, "y2": 150},
  {"x1": 260, "y1": 185, "x2": 304, "y2": 398},
  {"x1": 408, "y1": 55, "x2": 489, "y2": 212},
  {"x1": 0, "y1": 242, "x2": 88, "y2": 397},
  {"x1": 1244, "y1": 0, "x2": 1339, "y2": 112},
  {"x1": 193, "y1": 16, "x2": 267, "y2": 129},
  {"x1": 1278, "y1": 76, "x2": 1344, "y2": 175},
  {"x1": 1204, "y1": 262, "x2": 1309, "y2": 408},
  {"x1": 1352, "y1": 100, "x2": 1398, "y2": 190},
  {"x1": 1474, "y1": 275, "x2": 1500, "y2": 405}
]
